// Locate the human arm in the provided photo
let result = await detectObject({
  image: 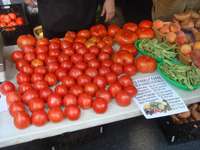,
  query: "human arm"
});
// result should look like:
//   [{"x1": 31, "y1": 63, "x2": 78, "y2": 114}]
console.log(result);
[{"x1": 101, "y1": 0, "x2": 115, "y2": 22}]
